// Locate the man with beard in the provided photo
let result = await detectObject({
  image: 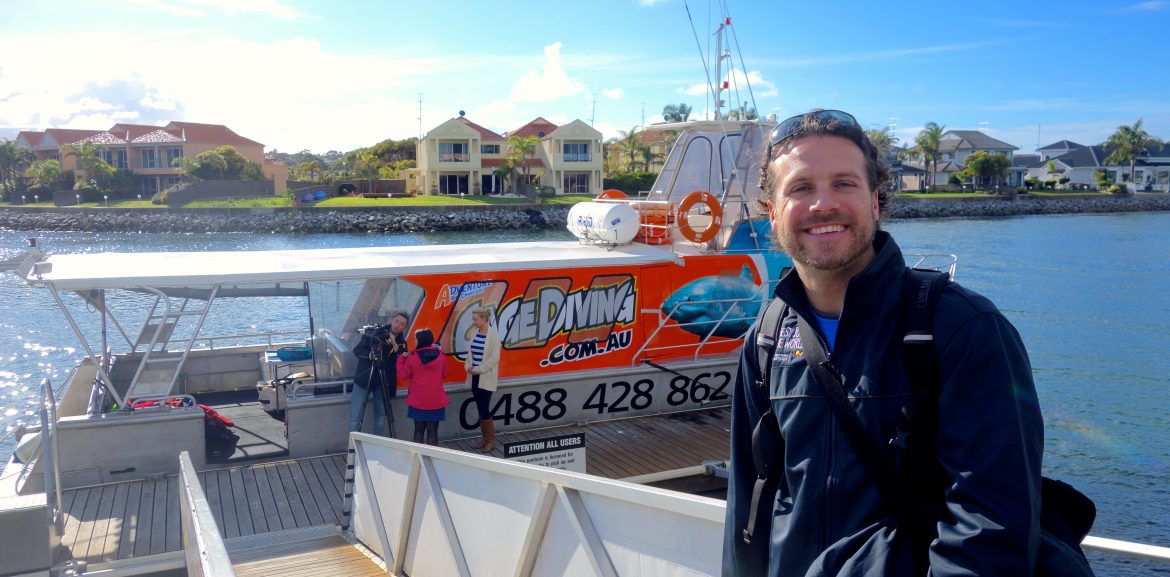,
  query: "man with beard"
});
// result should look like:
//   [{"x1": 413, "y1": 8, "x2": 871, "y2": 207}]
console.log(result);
[
  {"x1": 349, "y1": 311, "x2": 409, "y2": 436},
  {"x1": 722, "y1": 110, "x2": 1045, "y2": 575}
]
